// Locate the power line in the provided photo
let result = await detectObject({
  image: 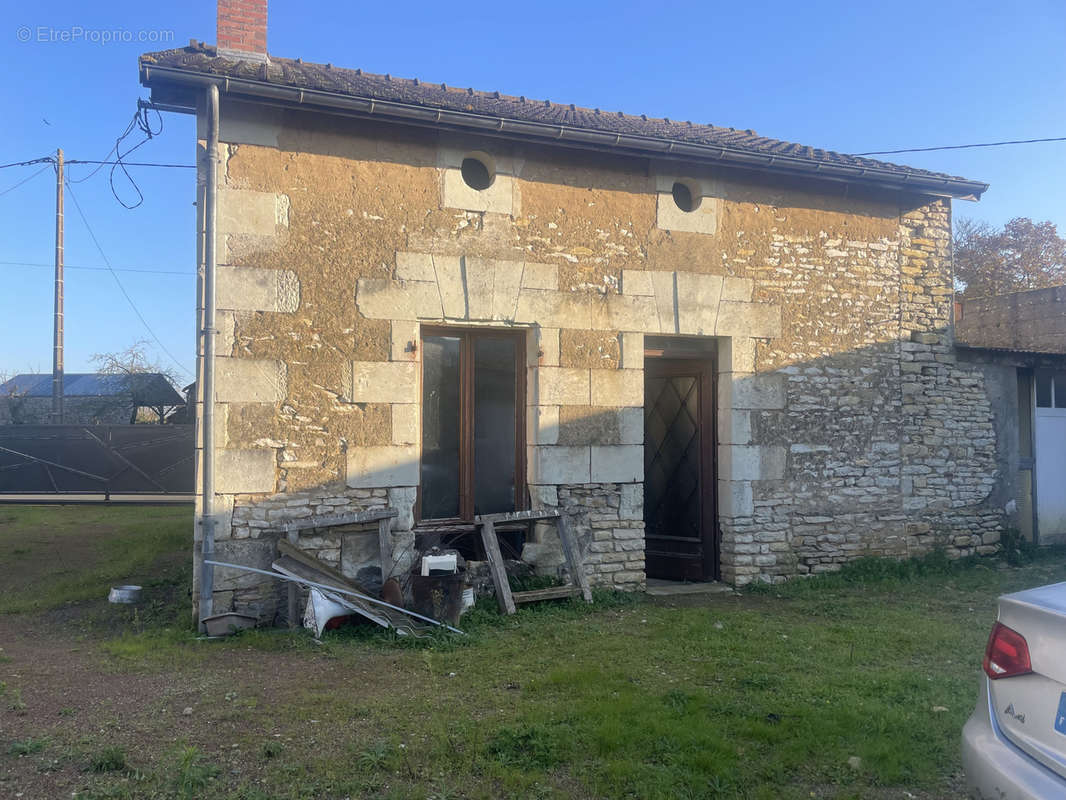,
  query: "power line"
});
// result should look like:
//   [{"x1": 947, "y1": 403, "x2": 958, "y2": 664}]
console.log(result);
[
  {"x1": 67, "y1": 160, "x2": 195, "y2": 169},
  {"x1": 856, "y1": 136, "x2": 1066, "y2": 156},
  {"x1": 0, "y1": 156, "x2": 54, "y2": 169},
  {"x1": 0, "y1": 259, "x2": 192, "y2": 276},
  {"x1": 0, "y1": 156, "x2": 193, "y2": 170},
  {"x1": 62, "y1": 179, "x2": 193, "y2": 379},
  {"x1": 0, "y1": 164, "x2": 51, "y2": 198}
]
